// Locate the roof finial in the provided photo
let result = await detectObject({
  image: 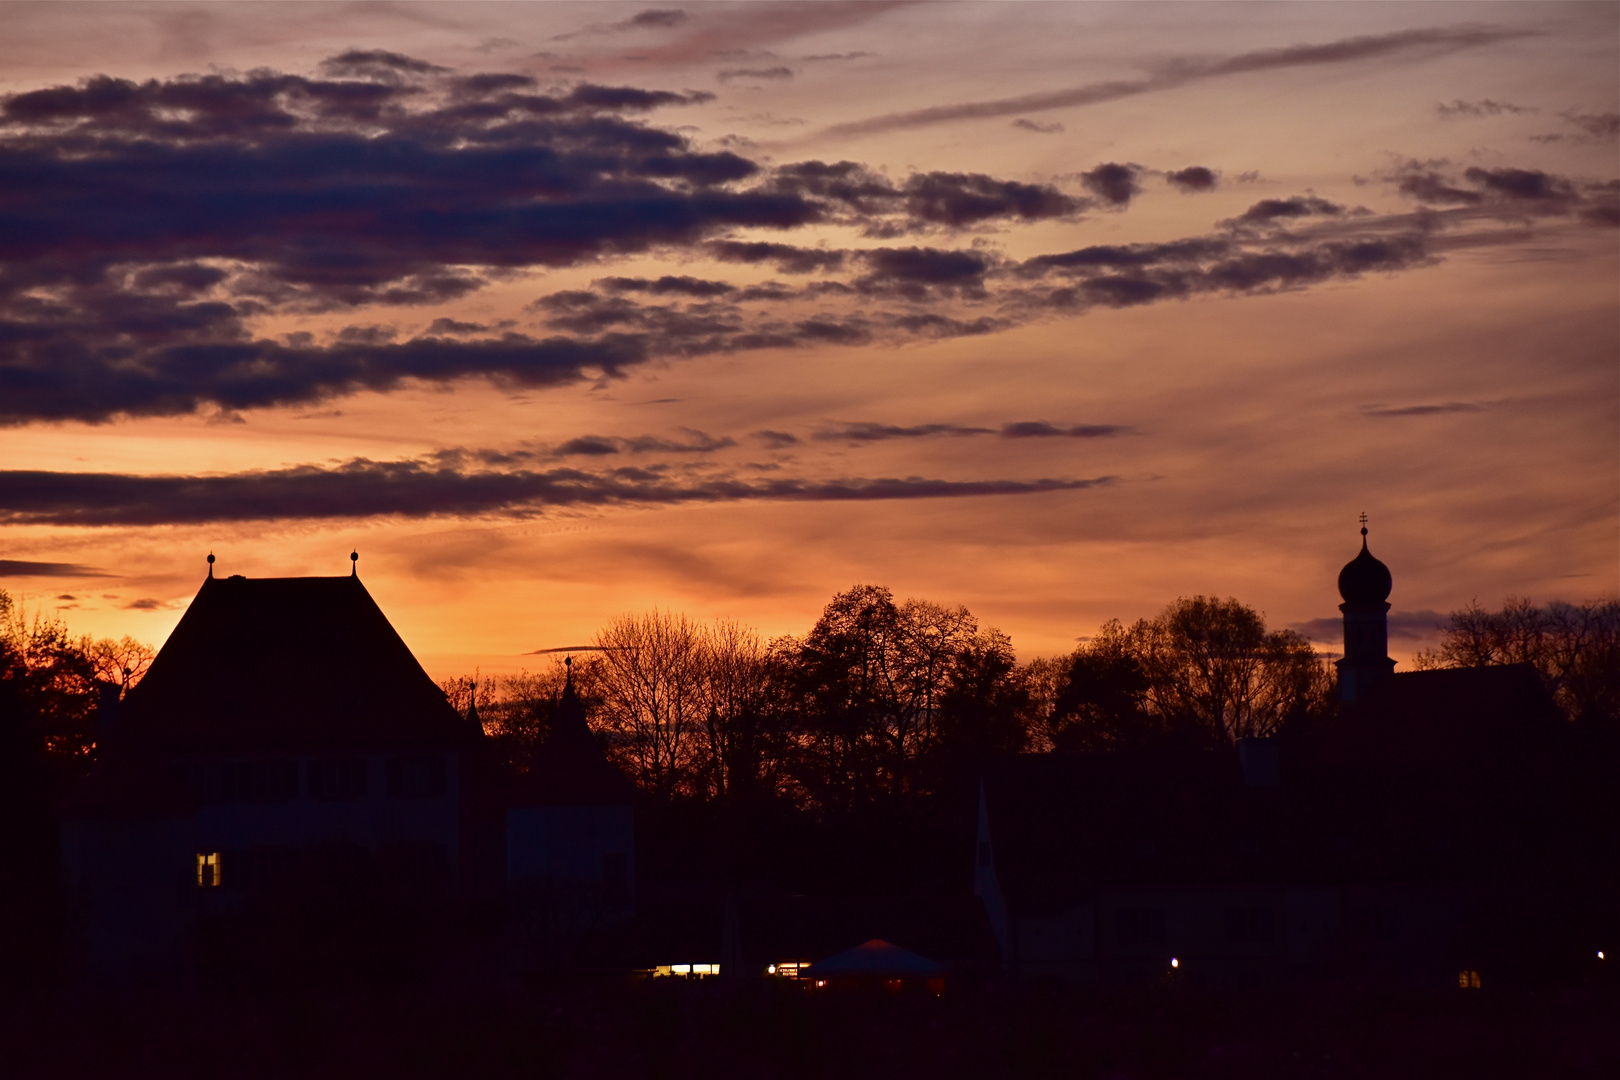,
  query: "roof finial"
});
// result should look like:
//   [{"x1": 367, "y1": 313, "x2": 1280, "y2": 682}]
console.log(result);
[
  {"x1": 207, "y1": 552, "x2": 215, "y2": 578},
  {"x1": 350, "y1": 549, "x2": 358, "y2": 577},
  {"x1": 564, "y1": 654, "x2": 573, "y2": 686},
  {"x1": 1358, "y1": 511, "x2": 1368, "y2": 539}
]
